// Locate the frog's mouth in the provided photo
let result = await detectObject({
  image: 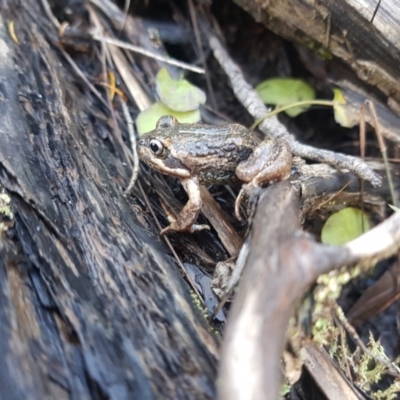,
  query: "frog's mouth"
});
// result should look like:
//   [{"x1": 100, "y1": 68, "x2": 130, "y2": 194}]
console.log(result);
[{"x1": 138, "y1": 148, "x2": 191, "y2": 180}]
